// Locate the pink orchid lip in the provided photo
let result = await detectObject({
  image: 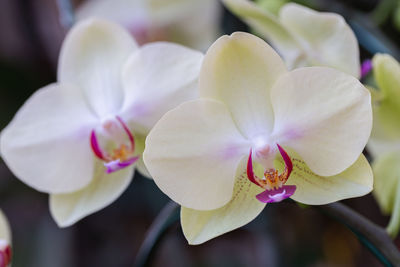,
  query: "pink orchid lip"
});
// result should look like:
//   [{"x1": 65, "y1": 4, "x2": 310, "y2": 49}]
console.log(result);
[
  {"x1": 256, "y1": 185, "x2": 296, "y2": 203},
  {"x1": 104, "y1": 156, "x2": 140, "y2": 174},
  {"x1": 90, "y1": 116, "x2": 137, "y2": 173},
  {"x1": 0, "y1": 241, "x2": 11, "y2": 267},
  {"x1": 247, "y1": 143, "x2": 295, "y2": 203}
]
